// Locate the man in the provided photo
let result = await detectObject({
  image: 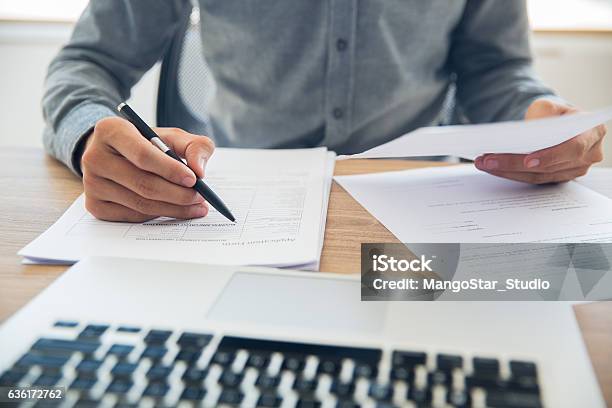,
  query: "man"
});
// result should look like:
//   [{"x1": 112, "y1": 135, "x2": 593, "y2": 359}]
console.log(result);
[{"x1": 43, "y1": 0, "x2": 606, "y2": 222}]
